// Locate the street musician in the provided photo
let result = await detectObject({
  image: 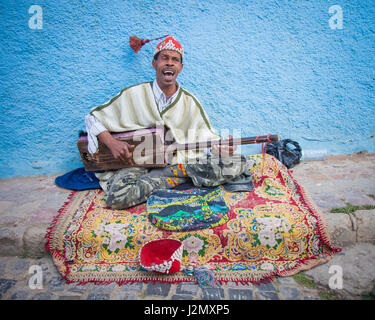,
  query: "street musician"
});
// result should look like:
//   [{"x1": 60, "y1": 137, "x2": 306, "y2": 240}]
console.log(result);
[{"x1": 84, "y1": 36, "x2": 251, "y2": 209}]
